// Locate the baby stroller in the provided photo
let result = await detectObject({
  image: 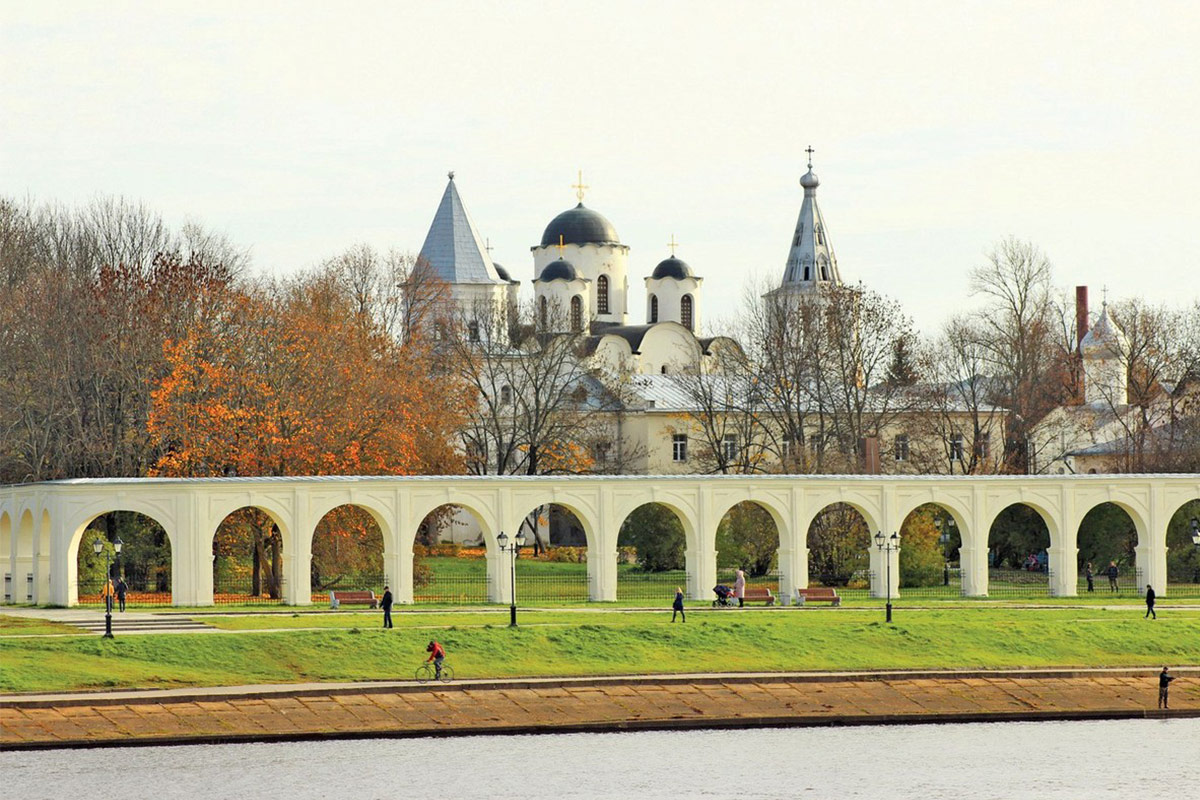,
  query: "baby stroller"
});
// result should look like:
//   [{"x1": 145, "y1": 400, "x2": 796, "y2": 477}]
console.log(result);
[{"x1": 712, "y1": 584, "x2": 736, "y2": 608}]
